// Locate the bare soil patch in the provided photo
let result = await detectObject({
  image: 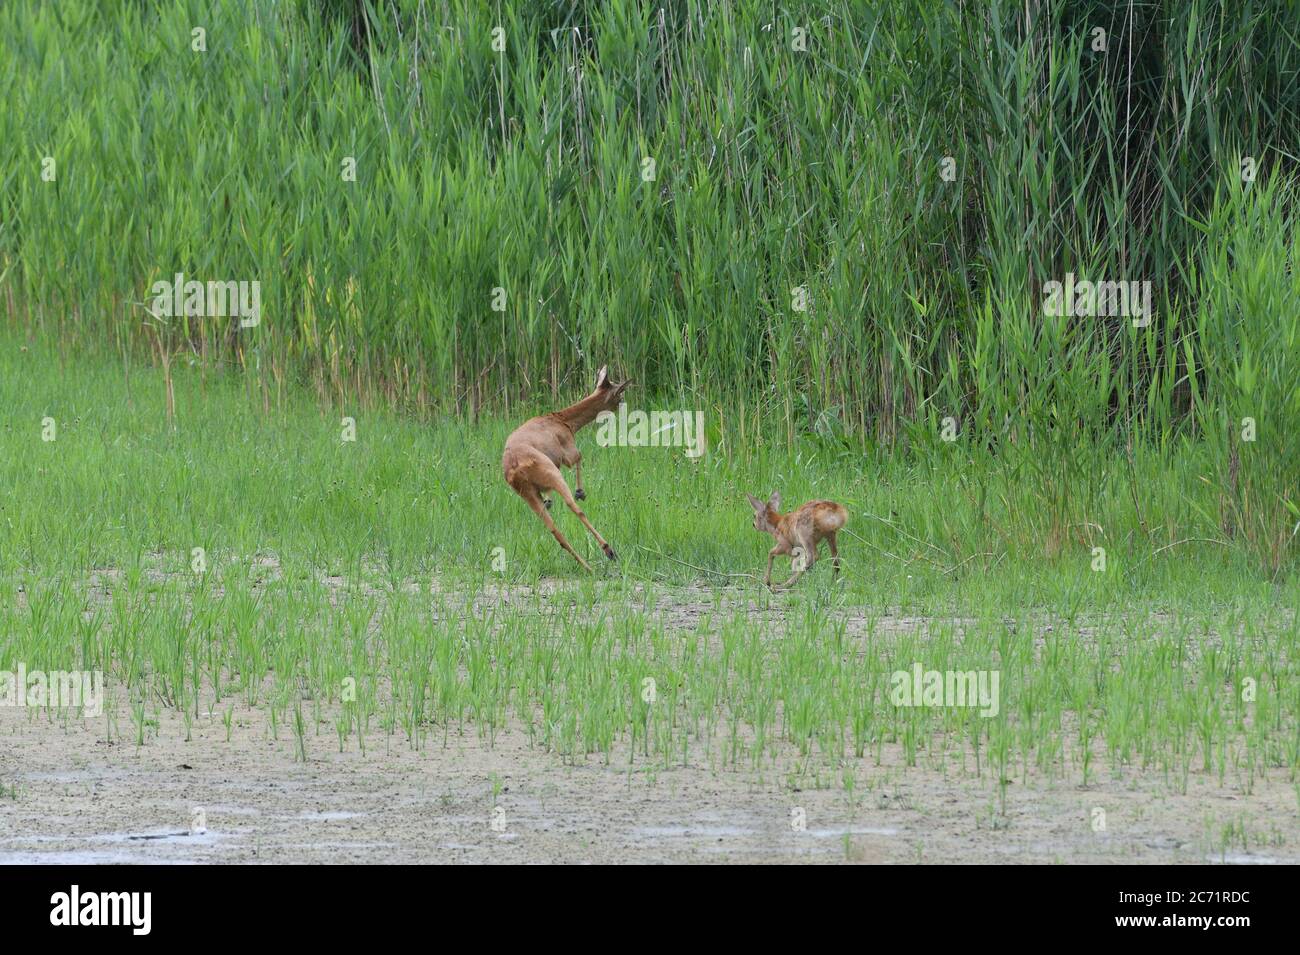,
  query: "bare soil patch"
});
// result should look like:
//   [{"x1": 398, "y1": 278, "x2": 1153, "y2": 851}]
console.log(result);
[{"x1": 2, "y1": 687, "x2": 1291, "y2": 865}]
